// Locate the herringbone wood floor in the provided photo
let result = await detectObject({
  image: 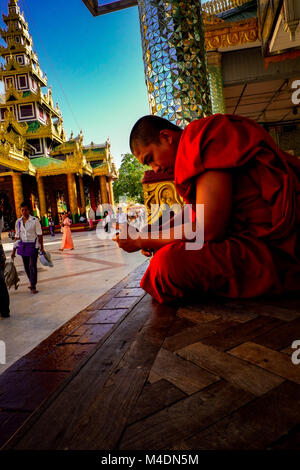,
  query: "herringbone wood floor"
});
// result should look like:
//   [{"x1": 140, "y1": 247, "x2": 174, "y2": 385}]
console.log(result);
[
  {"x1": 2, "y1": 262, "x2": 300, "y2": 450},
  {"x1": 118, "y1": 296, "x2": 300, "y2": 450}
]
